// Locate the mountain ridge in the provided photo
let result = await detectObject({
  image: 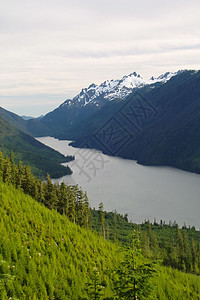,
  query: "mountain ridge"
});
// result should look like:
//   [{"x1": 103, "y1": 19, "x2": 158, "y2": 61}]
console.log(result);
[
  {"x1": 0, "y1": 115, "x2": 73, "y2": 178},
  {"x1": 40, "y1": 70, "x2": 183, "y2": 137},
  {"x1": 1, "y1": 69, "x2": 200, "y2": 175},
  {"x1": 59, "y1": 70, "x2": 180, "y2": 108},
  {"x1": 68, "y1": 69, "x2": 200, "y2": 174}
]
